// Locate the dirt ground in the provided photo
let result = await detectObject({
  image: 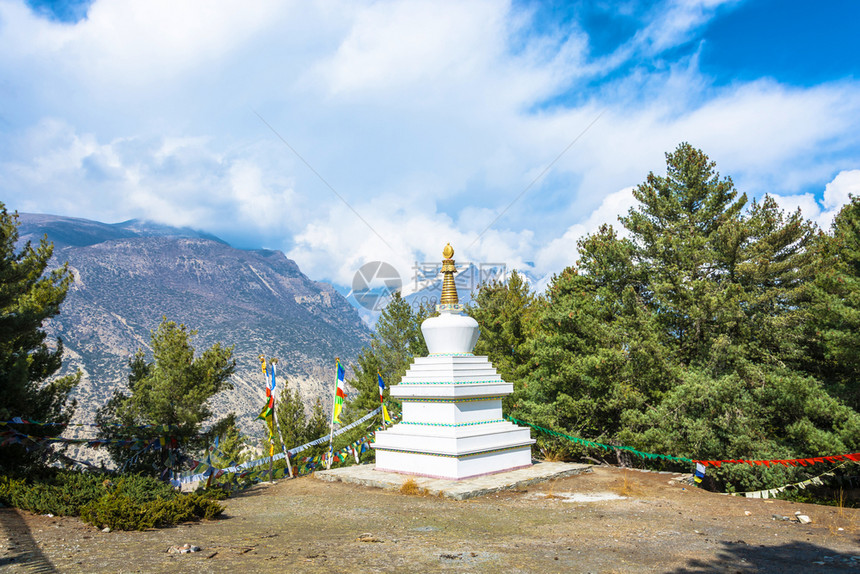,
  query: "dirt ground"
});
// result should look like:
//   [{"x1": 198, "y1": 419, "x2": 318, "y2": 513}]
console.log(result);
[{"x1": 1, "y1": 465, "x2": 859, "y2": 573}]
